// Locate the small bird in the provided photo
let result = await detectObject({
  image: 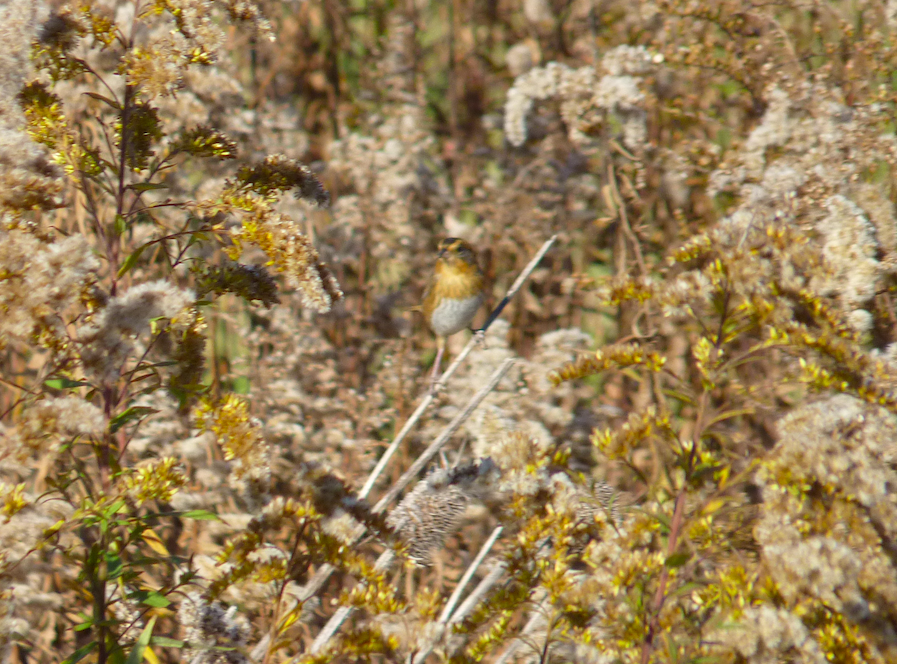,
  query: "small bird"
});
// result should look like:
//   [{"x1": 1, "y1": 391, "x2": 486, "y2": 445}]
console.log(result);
[{"x1": 422, "y1": 238, "x2": 485, "y2": 387}]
